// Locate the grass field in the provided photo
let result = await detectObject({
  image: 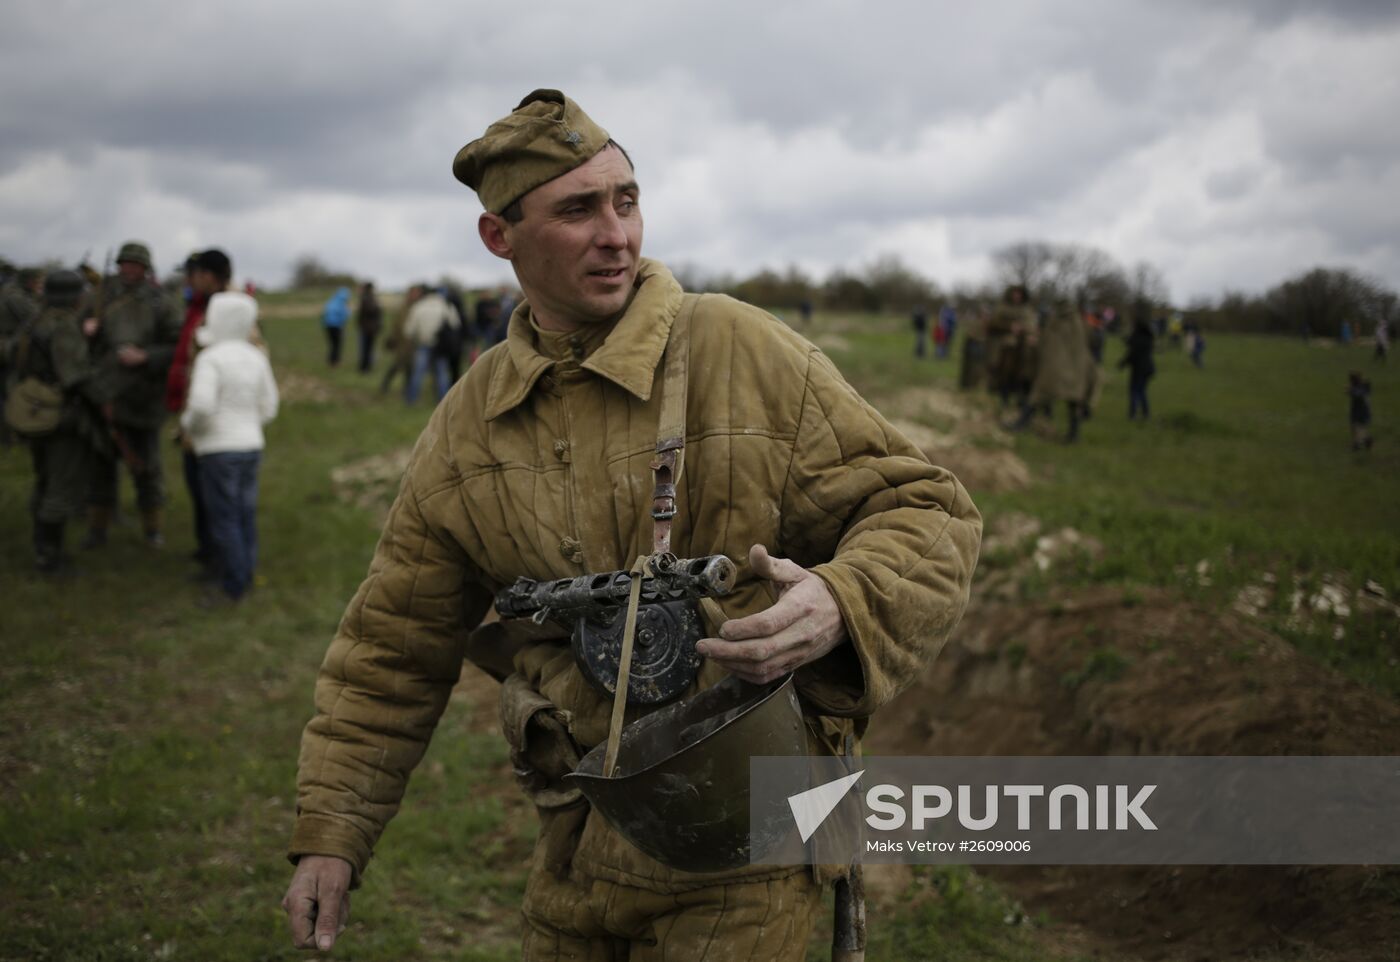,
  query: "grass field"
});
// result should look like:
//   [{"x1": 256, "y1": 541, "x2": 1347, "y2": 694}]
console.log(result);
[
  {"x1": 1, "y1": 291, "x2": 1395, "y2": 961},
  {"x1": 826, "y1": 314, "x2": 1400, "y2": 699}
]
